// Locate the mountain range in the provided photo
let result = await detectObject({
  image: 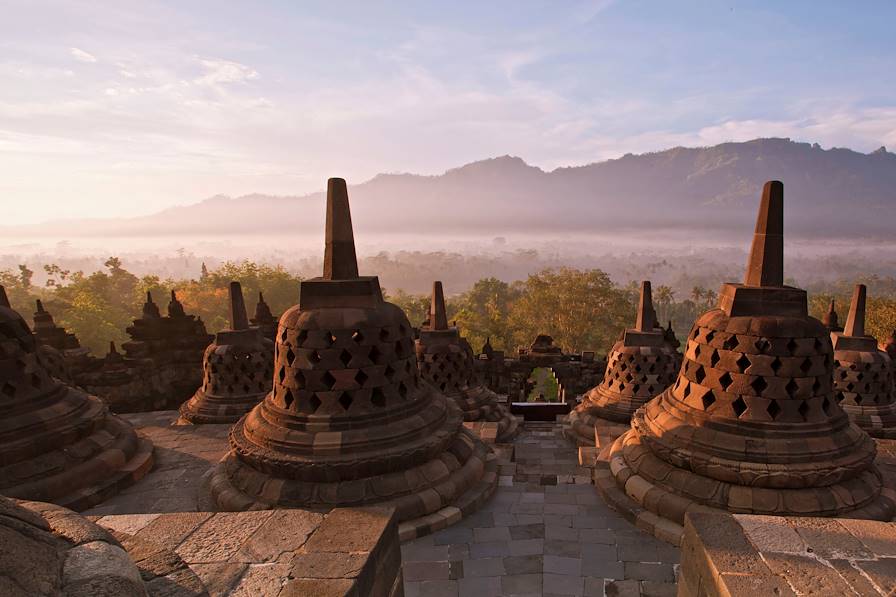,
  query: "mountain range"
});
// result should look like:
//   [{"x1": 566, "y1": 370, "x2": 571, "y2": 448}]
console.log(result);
[{"x1": 4, "y1": 137, "x2": 895, "y2": 240}]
